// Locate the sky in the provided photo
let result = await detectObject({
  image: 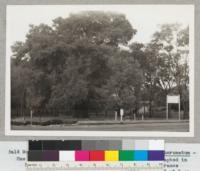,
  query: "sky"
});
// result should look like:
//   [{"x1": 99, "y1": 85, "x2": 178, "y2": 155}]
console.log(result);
[{"x1": 6, "y1": 5, "x2": 194, "y2": 57}]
